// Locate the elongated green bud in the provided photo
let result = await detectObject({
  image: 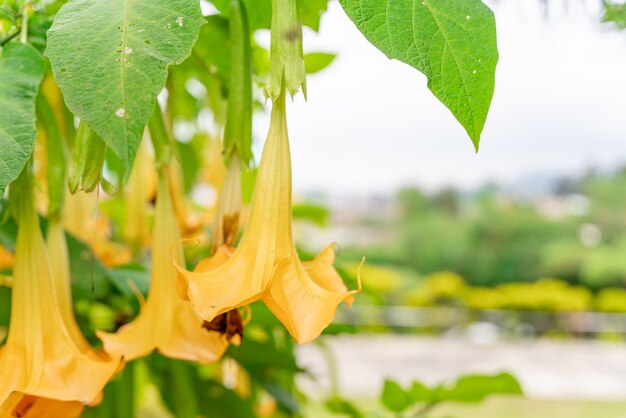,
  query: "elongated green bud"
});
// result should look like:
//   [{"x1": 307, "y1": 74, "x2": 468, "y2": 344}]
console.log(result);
[
  {"x1": 10, "y1": 161, "x2": 36, "y2": 225},
  {"x1": 37, "y1": 93, "x2": 67, "y2": 219},
  {"x1": 68, "y1": 121, "x2": 107, "y2": 194},
  {"x1": 265, "y1": 0, "x2": 307, "y2": 100},
  {"x1": 223, "y1": 0, "x2": 253, "y2": 167}
]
